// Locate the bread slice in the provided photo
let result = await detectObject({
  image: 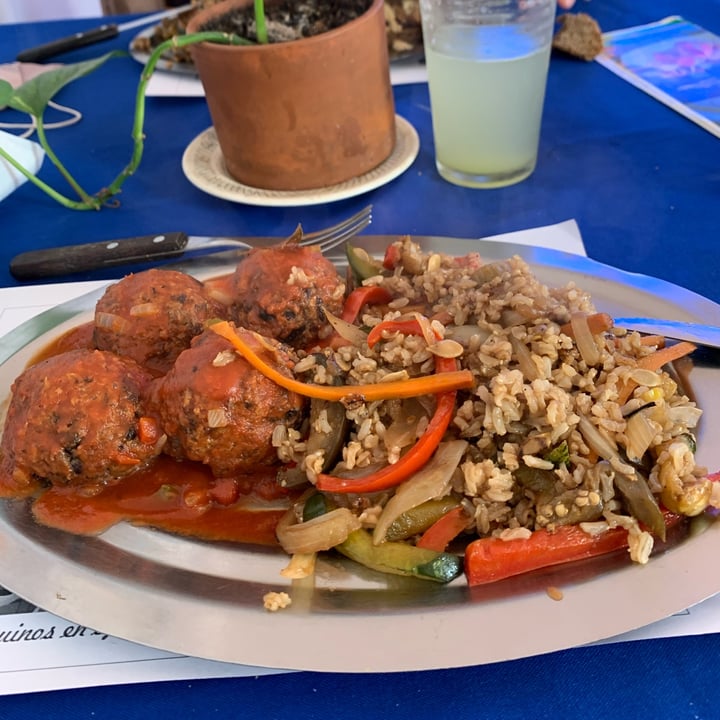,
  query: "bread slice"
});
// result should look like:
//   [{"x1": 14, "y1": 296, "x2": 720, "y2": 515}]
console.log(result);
[{"x1": 553, "y1": 12, "x2": 604, "y2": 61}]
